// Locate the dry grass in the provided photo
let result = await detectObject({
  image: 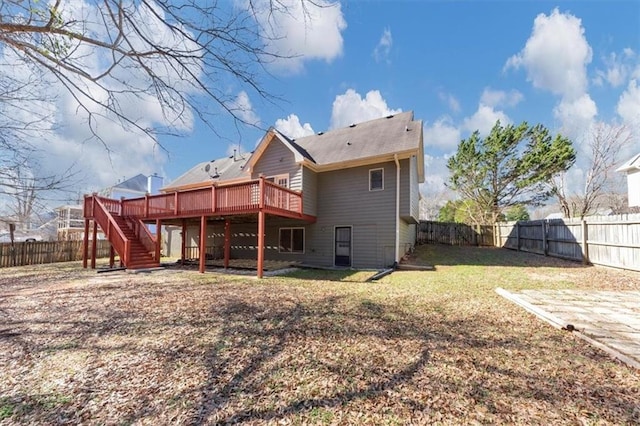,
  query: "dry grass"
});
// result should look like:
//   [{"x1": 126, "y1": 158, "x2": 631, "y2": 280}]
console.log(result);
[{"x1": 0, "y1": 246, "x2": 639, "y2": 425}]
